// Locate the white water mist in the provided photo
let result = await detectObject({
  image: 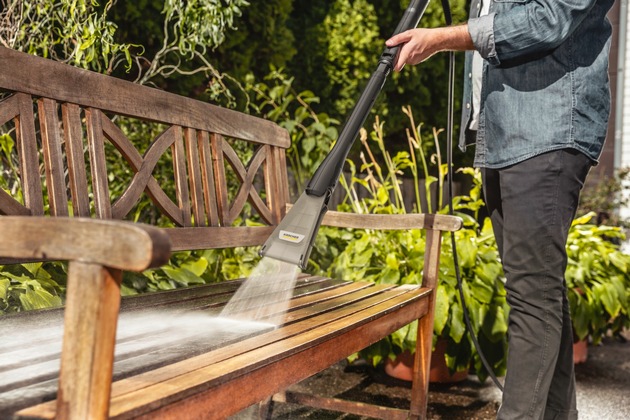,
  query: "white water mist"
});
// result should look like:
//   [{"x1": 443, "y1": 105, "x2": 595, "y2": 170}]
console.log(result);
[{"x1": 220, "y1": 257, "x2": 301, "y2": 326}]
